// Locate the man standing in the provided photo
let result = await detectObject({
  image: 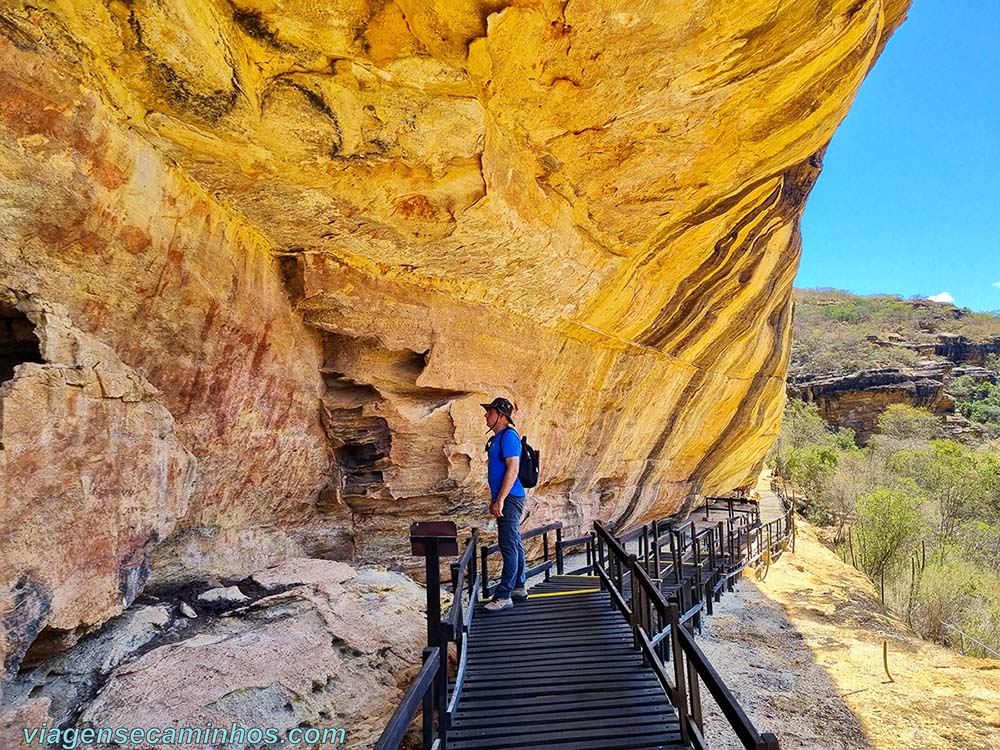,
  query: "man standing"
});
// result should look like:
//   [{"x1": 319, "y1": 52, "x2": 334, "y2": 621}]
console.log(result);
[{"x1": 481, "y1": 397, "x2": 527, "y2": 612}]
